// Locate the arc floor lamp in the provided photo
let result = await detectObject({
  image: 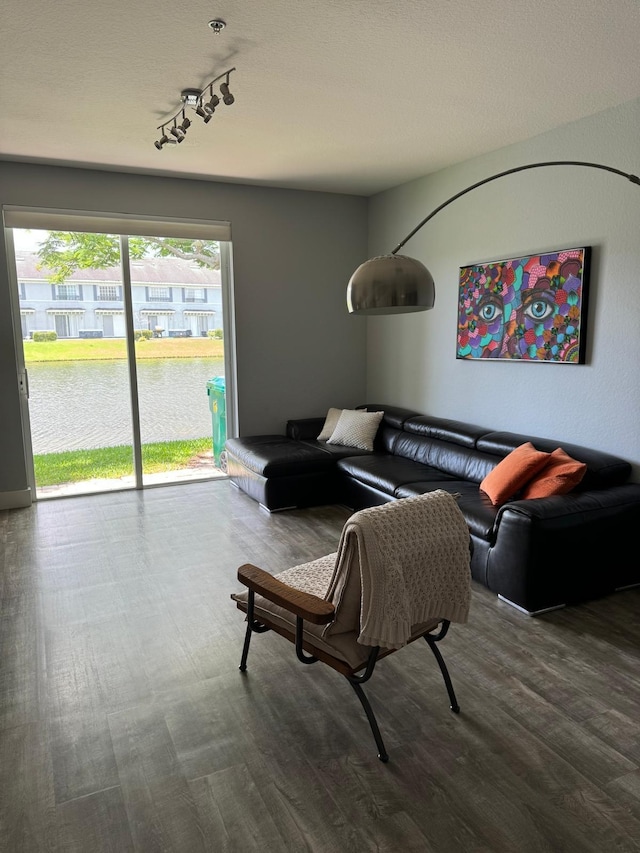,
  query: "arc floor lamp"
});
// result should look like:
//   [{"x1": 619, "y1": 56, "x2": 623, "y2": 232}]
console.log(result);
[{"x1": 346, "y1": 161, "x2": 640, "y2": 315}]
